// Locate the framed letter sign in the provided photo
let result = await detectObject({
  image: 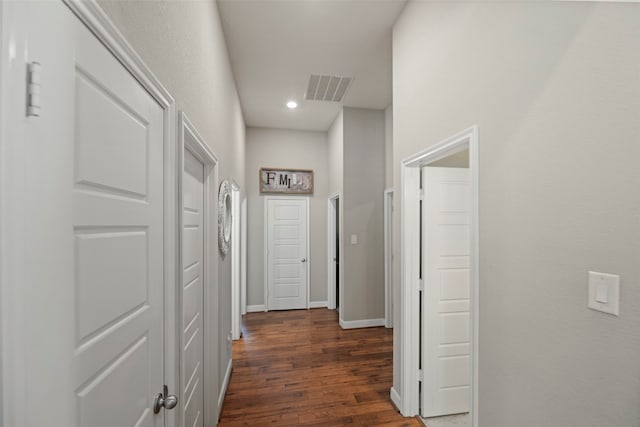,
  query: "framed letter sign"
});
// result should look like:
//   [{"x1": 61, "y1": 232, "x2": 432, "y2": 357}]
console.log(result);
[{"x1": 260, "y1": 168, "x2": 314, "y2": 195}]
